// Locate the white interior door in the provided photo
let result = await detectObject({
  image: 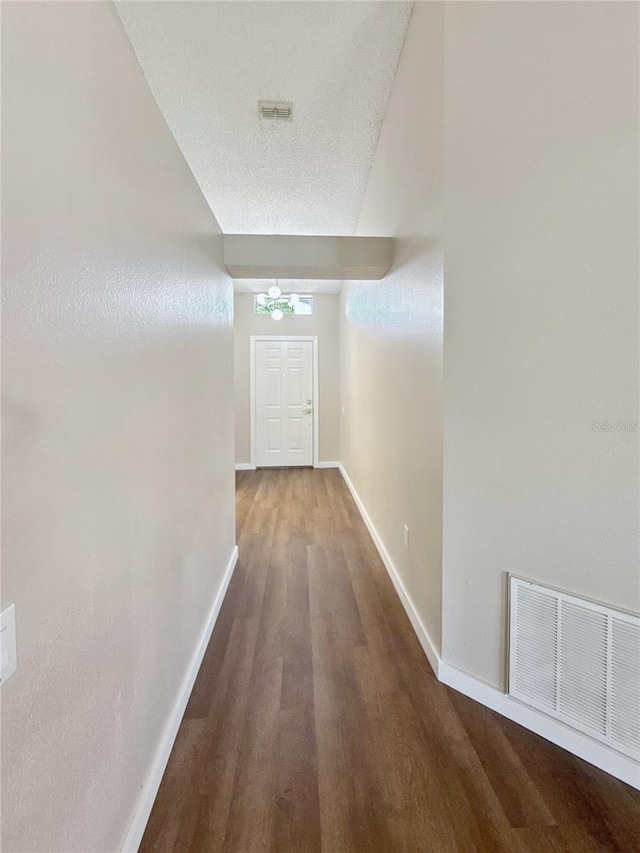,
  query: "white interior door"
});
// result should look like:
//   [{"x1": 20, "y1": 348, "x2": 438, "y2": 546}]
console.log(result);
[{"x1": 254, "y1": 340, "x2": 314, "y2": 467}]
